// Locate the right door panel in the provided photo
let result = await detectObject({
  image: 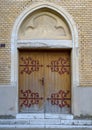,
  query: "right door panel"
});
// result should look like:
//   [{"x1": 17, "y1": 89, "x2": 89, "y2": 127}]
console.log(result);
[{"x1": 44, "y1": 50, "x2": 71, "y2": 114}]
